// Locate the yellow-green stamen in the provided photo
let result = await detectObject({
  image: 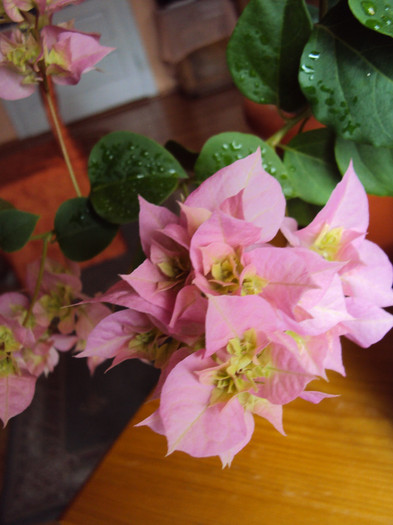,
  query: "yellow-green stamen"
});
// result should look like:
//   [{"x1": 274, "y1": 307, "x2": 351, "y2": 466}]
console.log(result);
[
  {"x1": 210, "y1": 329, "x2": 272, "y2": 405},
  {"x1": 311, "y1": 224, "x2": 343, "y2": 261},
  {"x1": 128, "y1": 329, "x2": 180, "y2": 368},
  {"x1": 0, "y1": 325, "x2": 20, "y2": 377}
]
